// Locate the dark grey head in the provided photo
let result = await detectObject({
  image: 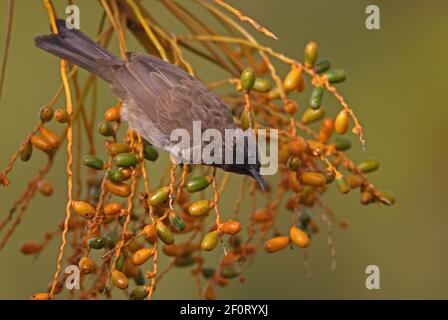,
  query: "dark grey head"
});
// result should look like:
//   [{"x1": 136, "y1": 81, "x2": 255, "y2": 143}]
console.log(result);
[
  {"x1": 221, "y1": 161, "x2": 266, "y2": 191},
  {"x1": 220, "y1": 134, "x2": 266, "y2": 191}
]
